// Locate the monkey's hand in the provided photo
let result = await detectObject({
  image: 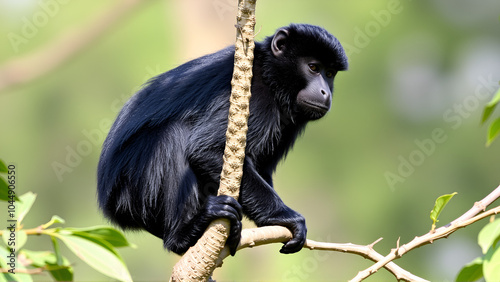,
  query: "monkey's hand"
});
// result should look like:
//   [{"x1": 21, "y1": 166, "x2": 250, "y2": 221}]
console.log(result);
[
  {"x1": 258, "y1": 208, "x2": 307, "y2": 254},
  {"x1": 203, "y1": 195, "x2": 243, "y2": 256},
  {"x1": 279, "y1": 211, "x2": 307, "y2": 254}
]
